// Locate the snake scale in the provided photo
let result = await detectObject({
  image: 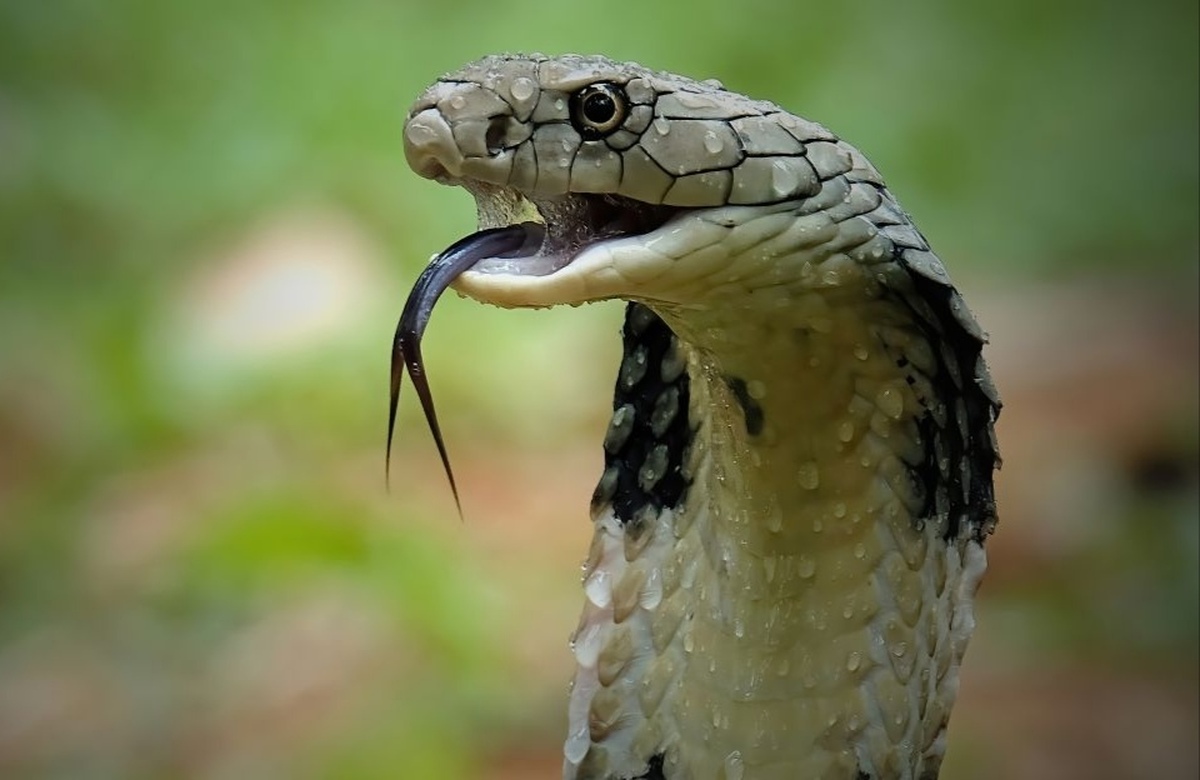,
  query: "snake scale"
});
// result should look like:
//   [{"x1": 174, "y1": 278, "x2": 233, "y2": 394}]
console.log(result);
[{"x1": 393, "y1": 54, "x2": 1001, "y2": 780}]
